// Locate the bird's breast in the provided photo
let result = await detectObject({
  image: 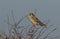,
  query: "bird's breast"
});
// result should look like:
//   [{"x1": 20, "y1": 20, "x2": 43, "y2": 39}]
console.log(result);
[{"x1": 29, "y1": 16, "x2": 39, "y2": 25}]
